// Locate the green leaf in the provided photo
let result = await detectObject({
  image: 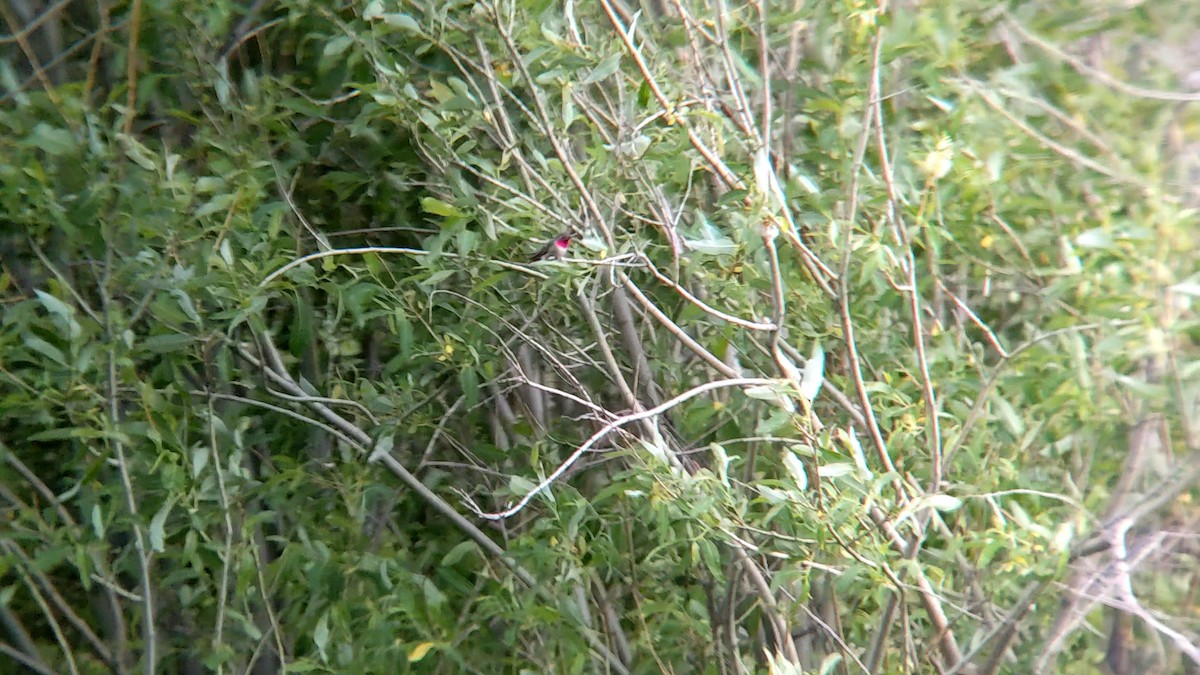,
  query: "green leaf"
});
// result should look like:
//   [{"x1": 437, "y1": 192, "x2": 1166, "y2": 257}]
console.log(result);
[
  {"x1": 195, "y1": 176, "x2": 224, "y2": 193},
  {"x1": 991, "y1": 392, "x2": 1023, "y2": 437},
  {"x1": 383, "y1": 13, "x2": 421, "y2": 32},
  {"x1": 582, "y1": 53, "x2": 622, "y2": 84},
  {"x1": 420, "y1": 575, "x2": 446, "y2": 608},
  {"x1": 90, "y1": 504, "x2": 105, "y2": 539},
  {"x1": 313, "y1": 612, "x2": 330, "y2": 661},
  {"x1": 440, "y1": 541, "x2": 478, "y2": 566},
  {"x1": 817, "y1": 463, "x2": 854, "y2": 479},
  {"x1": 393, "y1": 309, "x2": 413, "y2": 358},
  {"x1": 122, "y1": 135, "x2": 159, "y2": 171},
  {"x1": 26, "y1": 123, "x2": 75, "y2": 156},
  {"x1": 35, "y1": 290, "x2": 81, "y2": 340},
  {"x1": 282, "y1": 660, "x2": 325, "y2": 672},
  {"x1": 686, "y1": 213, "x2": 738, "y2": 255},
  {"x1": 23, "y1": 335, "x2": 66, "y2": 366},
  {"x1": 782, "y1": 450, "x2": 807, "y2": 490},
  {"x1": 698, "y1": 538, "x2": 721, "y2": 577},
  {"x1": 818, "y1": 653, "x2": 844, "y2": 675},
  {"x1": 191, "y1": 443, "x2": 210, "y2": 479},
  {"x1": 29, "y1": 427, "x2": 115, "y2": 441},
  {"x1": 756, "y1": 409, "x2": 792, "y2": 435},
  {"x1": 149, "y1": 496, "x2": 177, "y2": 553},
  {"x1": 323, "y1": 35, "x2": 354, "y2": 58},
  {"x1": 141, "y1": 333, "x2": 193, "y2": 353},
  {"x1": 171, "y1": 289, "x2": 201, "y2": 323},
  {"x1": 196, "y1": 192, "x2": 236, "y2": 218},
  {"x1": 420, "y1": 197, "x2": 463, "y2": 218},
  {"x1": 744, "y1": 384, "x2": 794, "y2": 412},
  {"x1": 459, "y1": 367, "x2": 479, "y2": 407},
  {"x1": 421, "y1": 269, "x2": 456, "y2": 287}
]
